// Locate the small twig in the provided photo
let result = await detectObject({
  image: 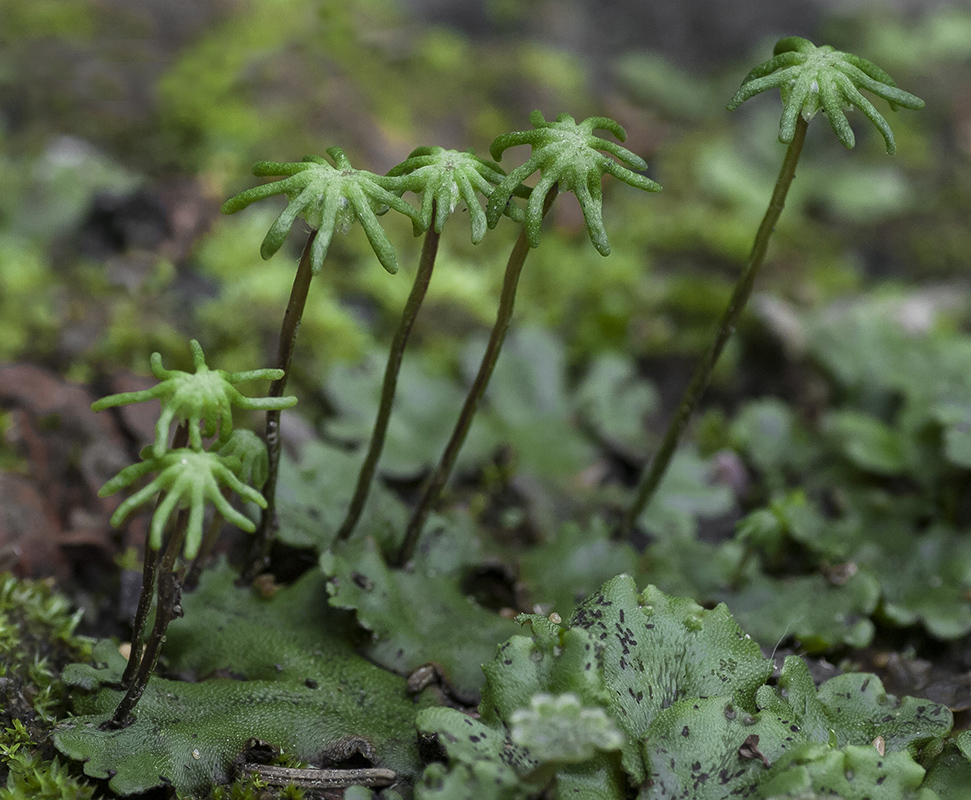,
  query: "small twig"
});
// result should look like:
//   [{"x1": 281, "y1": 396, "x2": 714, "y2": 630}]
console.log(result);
[{"x1": 239, "y1": 763, "x2": 397, "y2": 789}]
